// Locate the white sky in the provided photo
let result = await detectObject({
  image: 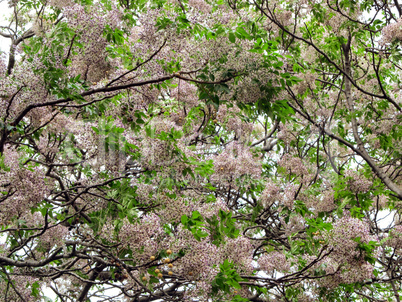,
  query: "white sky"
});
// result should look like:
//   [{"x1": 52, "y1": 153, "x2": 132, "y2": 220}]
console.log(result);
[{"x1": 0, "y1": 1, "x2": 12, "y2": 53}]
